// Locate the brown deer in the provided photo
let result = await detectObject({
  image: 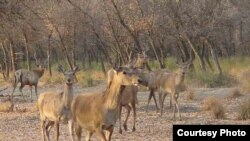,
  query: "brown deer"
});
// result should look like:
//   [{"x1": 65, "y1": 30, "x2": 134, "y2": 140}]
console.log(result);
[
  {"x1": 140, "y1": 68, "x2": 171, "y2": 112},
  {"x1": 118, "y1": 85, "x2": 138, "y2": 134},
  {"x1": 71, "y1": 68, "x2": 141, "y2": 141},
  {"x1": 106, "y1": 52, "x2": 148, "y2": 134},
  {"x1": 107, "y1": 68, "x2": 139, "y2": 134},
  {"x1": 11, "y1": 53, "x2": 46, "y2": 102},
  {"x1": 158, "y1": 61, "x2": 190, "y2": 120},
  {"x1": 37, "y1": 65, "x2": 79, "y2": 141}
]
